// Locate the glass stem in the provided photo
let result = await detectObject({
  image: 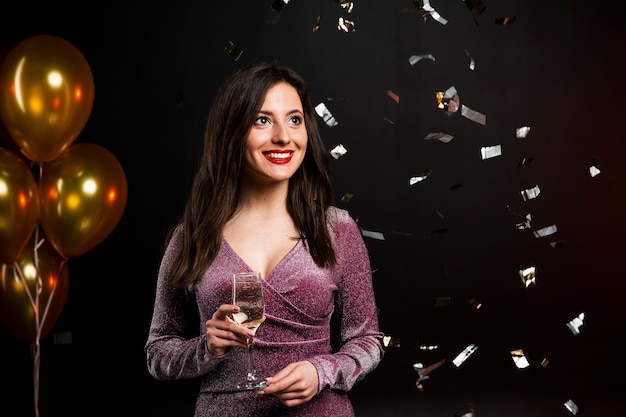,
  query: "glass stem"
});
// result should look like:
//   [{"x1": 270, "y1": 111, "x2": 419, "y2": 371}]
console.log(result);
[{"x1": 246, "y1": 337, "x2": 257, "y2": 382}]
